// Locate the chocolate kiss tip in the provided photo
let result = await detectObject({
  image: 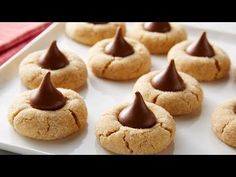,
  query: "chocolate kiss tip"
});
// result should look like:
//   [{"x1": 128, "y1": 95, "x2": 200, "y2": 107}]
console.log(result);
[
  {"x1": 202, "y1": 31, "x2": 207, "y2": 37},
  {"x1": 135, "y1": 91, "x2": 141, "y2": 97},
  {"x1": 118, "y1": 91, "x2": 157, "y2": 129},
  {"x1": 186, "y1": 31, "x2": 215, "y2": 57},
  {"x1": 115, "y1": 26, "x2": 123, "y2": 39},
  {"x1": 143, "y1": 22, "x2": 171, "y2": 33},
  {"x1": 117, "y1": 26, "x2": 122, "y2": 34},
  {"x1": 38, "y1": 40, "x2": 69, "y2": 70},
  {"x1": 30, "y1": 72, "x2": 66, "y2": 110},
  {"x1": 151, "y1": 59, "x2": 186, "y2": 92},
  {"x1": 134, "y1": 91, "x2": 144, "y2": 102},
  {"x1": 104, "y1": 26, "x2": 134, "y2": 57},
  {"x1": 44, "y1": 72, "x2": 50, "y2": 80},
  {"x1": 51, "y1": 40, "x2": 56, "y2": 46},
  {"x1": 169, "y1": 59, "x2": 175, "y2": 67},
  {"x1": 199, "y1": 32, "x2": 207, "y2": 43}
]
